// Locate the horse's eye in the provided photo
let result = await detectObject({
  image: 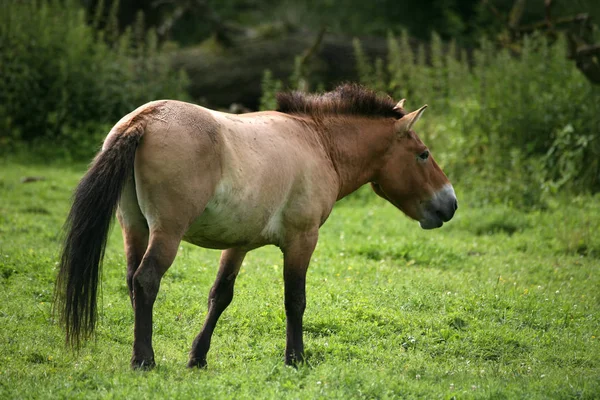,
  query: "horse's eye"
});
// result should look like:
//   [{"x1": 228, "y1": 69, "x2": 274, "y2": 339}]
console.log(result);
[{"x1": 418, "y1": 150, "x2": 429, "y2": 161}]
